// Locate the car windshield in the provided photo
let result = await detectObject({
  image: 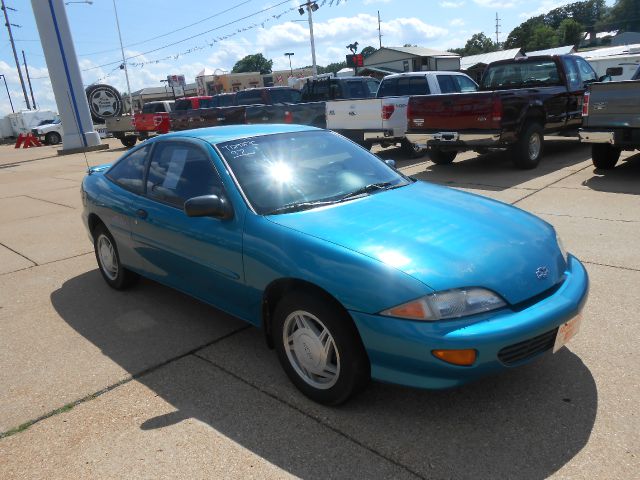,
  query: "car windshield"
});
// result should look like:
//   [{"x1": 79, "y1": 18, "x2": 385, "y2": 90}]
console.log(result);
[
  {"x1": 217, "y1": 130, "x2": 411, "y2": 215},
  {"x1": 482, "y1": 60, "x2": 562, "y2": 89}
]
